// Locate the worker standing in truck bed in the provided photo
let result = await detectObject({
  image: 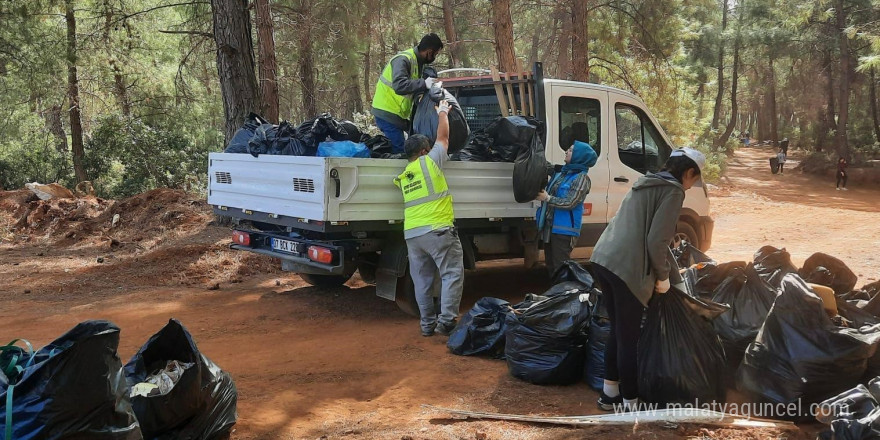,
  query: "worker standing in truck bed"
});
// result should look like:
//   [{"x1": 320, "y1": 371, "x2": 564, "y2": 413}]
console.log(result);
[{"x1": 372, "y1": 33, "x2": 444, "y2": 154}]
